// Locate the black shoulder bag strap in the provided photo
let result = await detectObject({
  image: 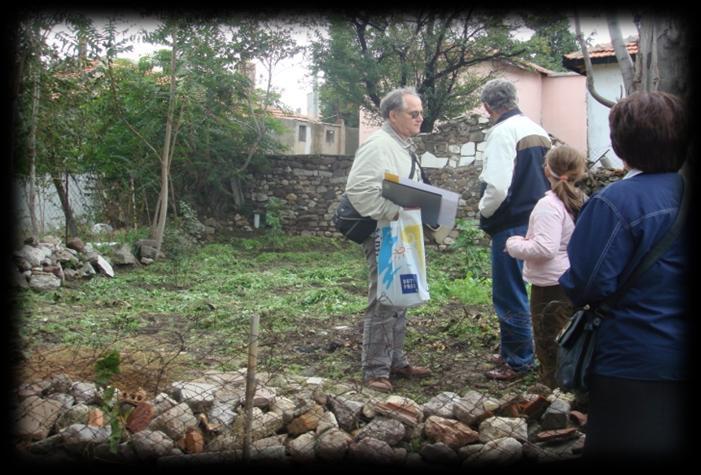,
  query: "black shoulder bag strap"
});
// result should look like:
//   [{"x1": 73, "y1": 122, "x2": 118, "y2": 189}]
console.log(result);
[
  {"x1": 409, "y1": 151, "x2": 430, "y2": 185},
  {"x1": 596, "y1": 174, "x2": 688, "y2": 314}
]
